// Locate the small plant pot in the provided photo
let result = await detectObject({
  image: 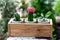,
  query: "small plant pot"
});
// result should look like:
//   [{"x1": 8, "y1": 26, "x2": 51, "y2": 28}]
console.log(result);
[
  {"x1": 25, "y1": 18, "x2": 36, "y2": 23},
  {"x1": 11, "y1": 18, "x2": 23, "y2": 23},
  {"x1": 38, "y1": 18, "x2": 50, "y2": 24}
]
